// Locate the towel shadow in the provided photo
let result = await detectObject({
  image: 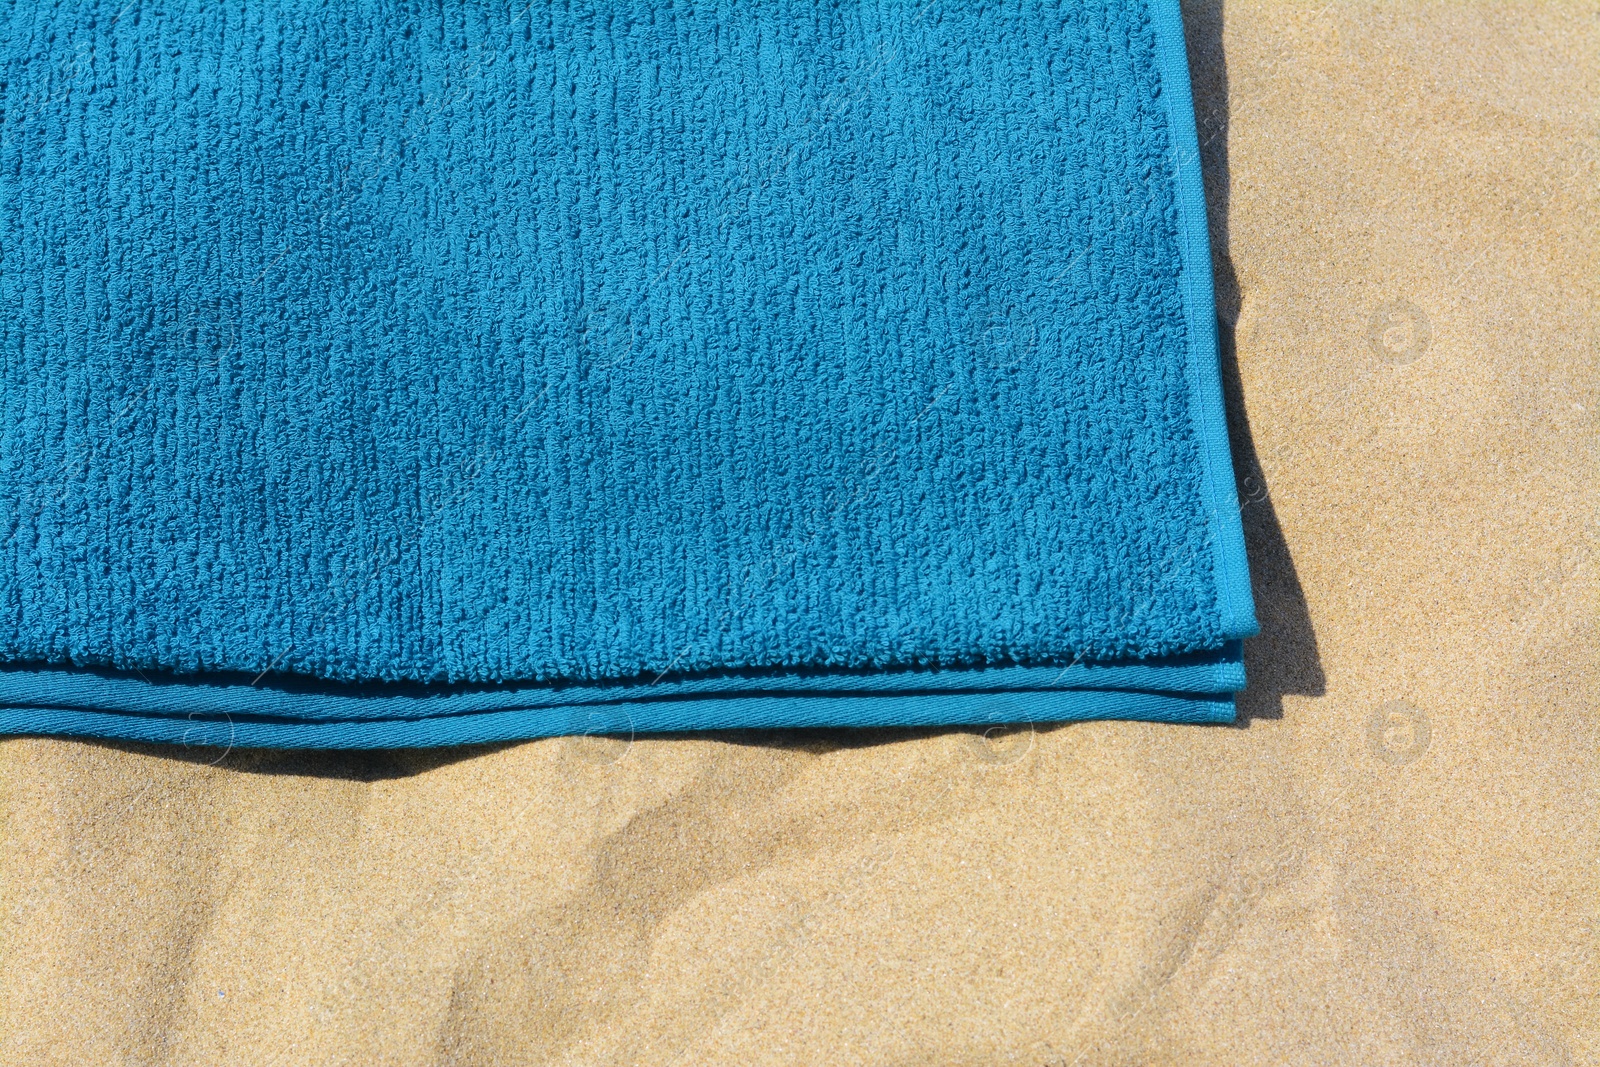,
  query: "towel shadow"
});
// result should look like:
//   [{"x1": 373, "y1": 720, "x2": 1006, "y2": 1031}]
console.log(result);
[
  {"x1": 85, "y1": 738, "x2": 515, "y2": 781},
  {"x1": 1183, "y1": 0, "x2": 1325, "y2": 722}
]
